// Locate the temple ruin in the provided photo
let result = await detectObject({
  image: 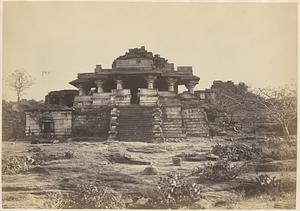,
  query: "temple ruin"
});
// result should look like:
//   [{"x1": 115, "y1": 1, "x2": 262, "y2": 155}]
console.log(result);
[{"x1": 25, "y1": 46, "x2": 211, "y2": 141}]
